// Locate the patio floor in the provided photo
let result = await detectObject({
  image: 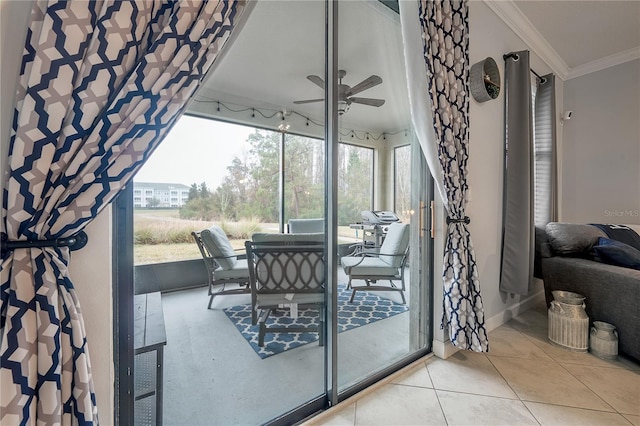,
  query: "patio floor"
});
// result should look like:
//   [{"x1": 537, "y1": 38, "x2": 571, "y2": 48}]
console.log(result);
[{"x1": 156, "y1": 268, "x2": 417, "y2": 425}]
